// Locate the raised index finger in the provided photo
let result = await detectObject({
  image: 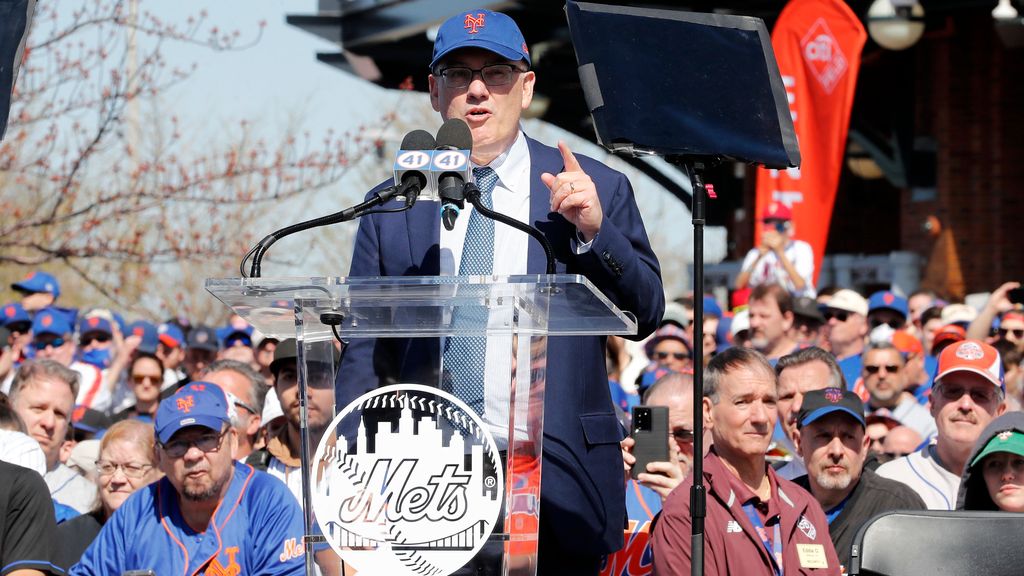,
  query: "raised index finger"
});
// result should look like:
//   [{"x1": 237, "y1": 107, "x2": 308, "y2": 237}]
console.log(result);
[{"x1": 558, "y1": 140, "x2": 582, "y2": 172}]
